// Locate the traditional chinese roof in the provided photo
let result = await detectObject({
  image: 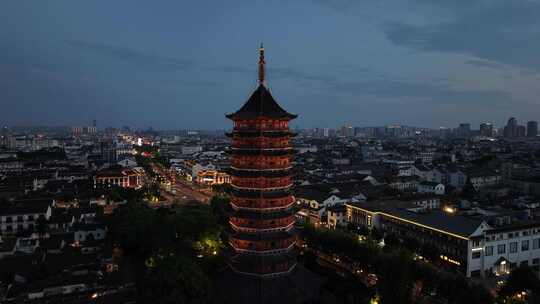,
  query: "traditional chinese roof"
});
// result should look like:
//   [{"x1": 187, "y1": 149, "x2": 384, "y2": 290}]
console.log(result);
[{"x1": 226, "y1": 85, "x2": 297, "y2": 120}]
